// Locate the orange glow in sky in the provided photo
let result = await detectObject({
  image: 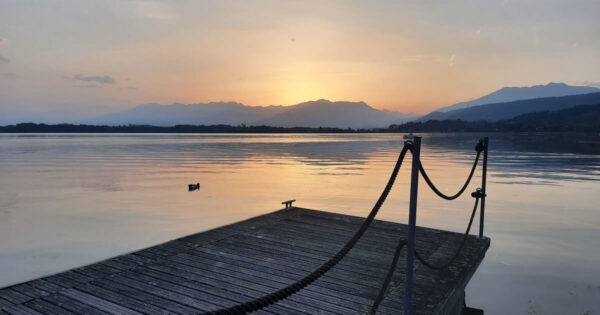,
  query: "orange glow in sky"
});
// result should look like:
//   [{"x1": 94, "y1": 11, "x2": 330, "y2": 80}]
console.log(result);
[{"x1": 0, "y1": 1, "x2": 599, "y2": 118}]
